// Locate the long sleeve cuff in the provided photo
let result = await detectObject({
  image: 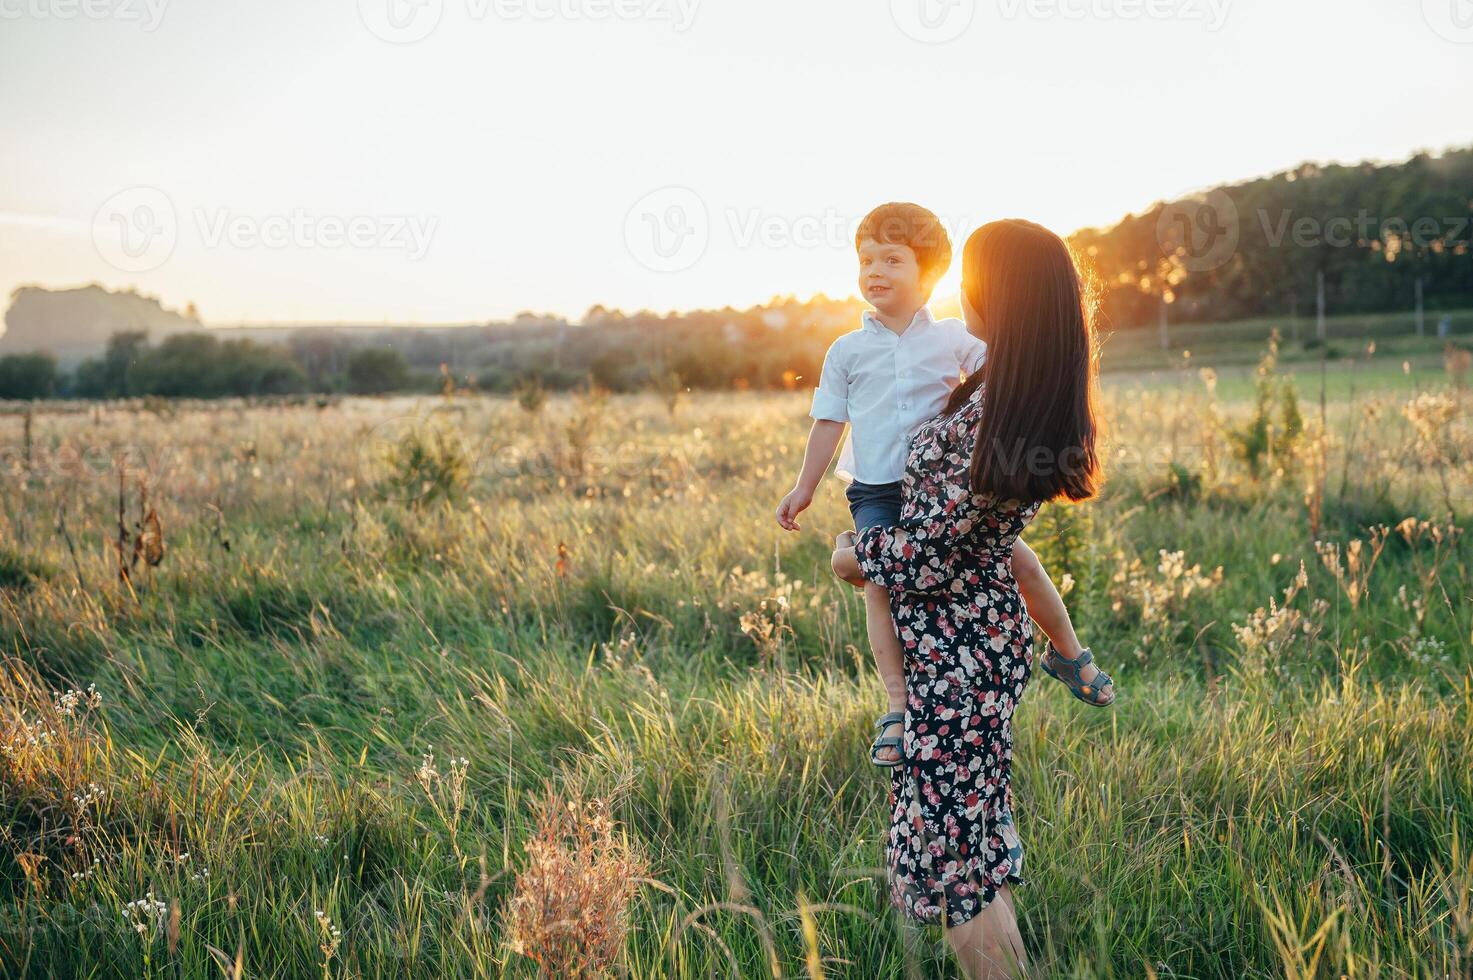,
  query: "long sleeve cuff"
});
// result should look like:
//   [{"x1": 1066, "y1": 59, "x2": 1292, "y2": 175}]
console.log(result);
[{"x1": 855, "y1": 523, "x2": 948, "y2": 594}]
